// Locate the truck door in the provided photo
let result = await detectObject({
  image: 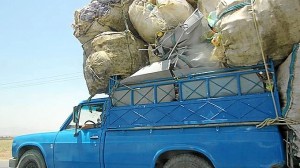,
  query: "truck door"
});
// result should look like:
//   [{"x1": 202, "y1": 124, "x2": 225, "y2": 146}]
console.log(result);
[{"x1": 54, "y1": 104, "x2": 104, "y2": 168}]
